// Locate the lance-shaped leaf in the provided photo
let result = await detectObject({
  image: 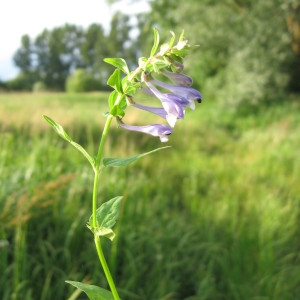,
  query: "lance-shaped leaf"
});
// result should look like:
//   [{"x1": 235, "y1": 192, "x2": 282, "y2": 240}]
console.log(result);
[
  {"x1": 66, "y1": 281, "x2": 113, "y2": 300},
  {"x1": 43, "y1": 115, "x2": 96, "y2": 171},
  {"x1": 88, "y1": 196, "x2": 122, "y2": 241},
  {"x1": 150, "y1": 28, "x2": 160, "y2": 57},
  {"x1": 103, "y1": 146, "x2": 171, "y2": 167},
  {"x1": 104, "y1": 57, "x2": 130, "y2": 75},
  {"x1": 168, "y1": 31, "x2": 176, "y2": 47}
]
